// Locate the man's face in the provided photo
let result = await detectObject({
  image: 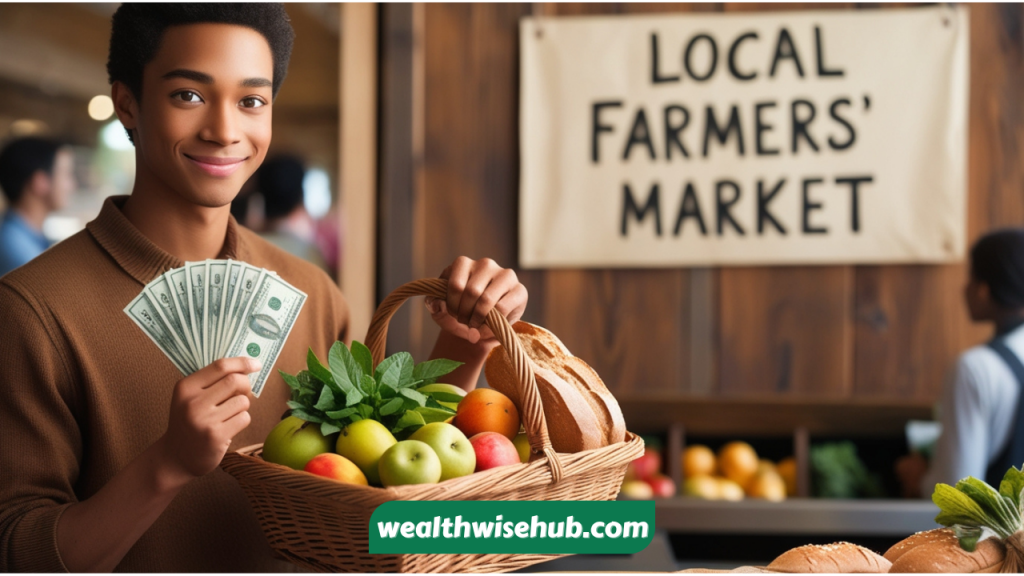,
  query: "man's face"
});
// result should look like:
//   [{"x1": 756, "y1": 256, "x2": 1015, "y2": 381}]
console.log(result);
[
  {"x1": 46, "y1": 149, "x2": 75, "y2": 211},
  {"x1": 126, "y1": 23, "x2": 274, "y2": 208}
]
